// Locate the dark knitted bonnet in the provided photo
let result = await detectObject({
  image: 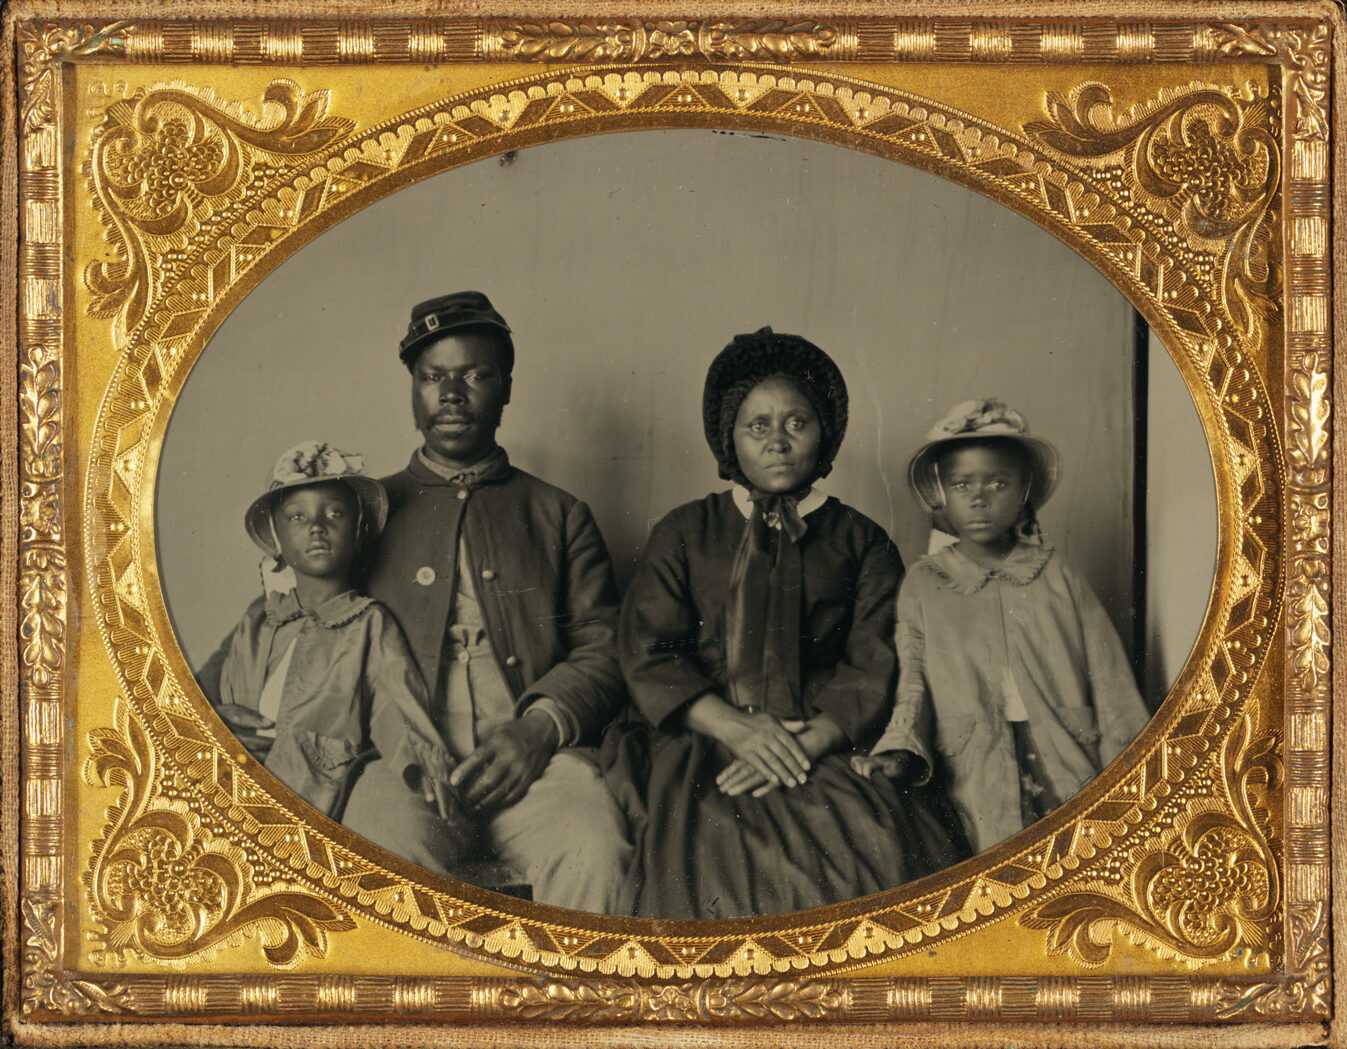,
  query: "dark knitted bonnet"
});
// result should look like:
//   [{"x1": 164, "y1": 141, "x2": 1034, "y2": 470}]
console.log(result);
[{"x1": 702, "y1": 327, "x2": 849, "y2": 485}]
